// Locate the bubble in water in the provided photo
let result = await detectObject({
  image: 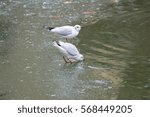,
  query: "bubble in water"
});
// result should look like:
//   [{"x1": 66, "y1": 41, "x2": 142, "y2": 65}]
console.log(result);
[
  {"x1": 23, "y1": 5, "x2": 26, "y2": 8},
  {"x1": 43, "y1": 2, "x2": 47, "y2": 5}
]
